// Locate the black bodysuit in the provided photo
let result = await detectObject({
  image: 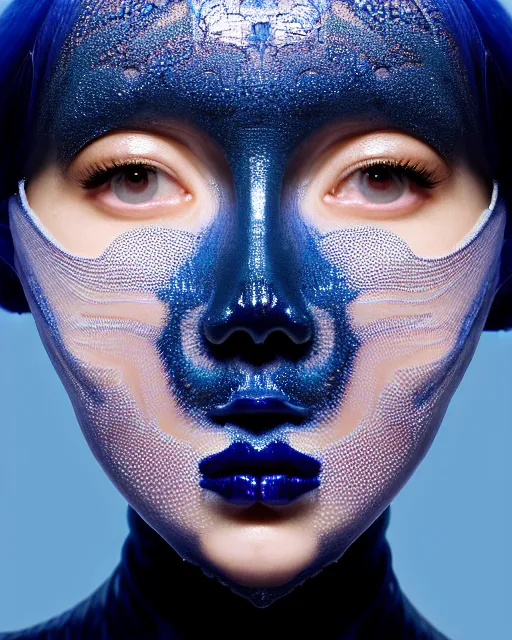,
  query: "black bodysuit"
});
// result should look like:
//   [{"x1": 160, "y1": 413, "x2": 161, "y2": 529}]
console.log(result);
[{"x1": 0, "y1": 507, "x2": 449, "y2": 639}]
